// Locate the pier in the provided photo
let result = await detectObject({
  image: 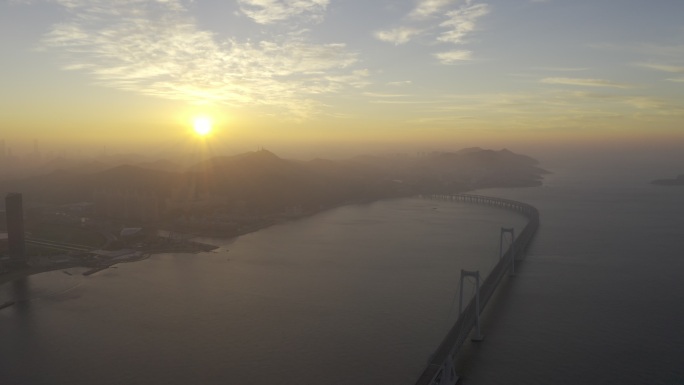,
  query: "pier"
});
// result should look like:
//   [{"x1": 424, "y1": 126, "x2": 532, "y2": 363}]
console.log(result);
[{"x1": 414, "y1": 194, "x2": 540, "y2": 385}]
